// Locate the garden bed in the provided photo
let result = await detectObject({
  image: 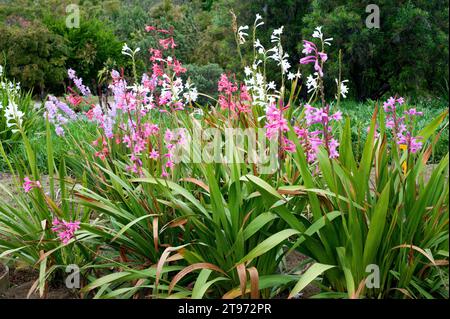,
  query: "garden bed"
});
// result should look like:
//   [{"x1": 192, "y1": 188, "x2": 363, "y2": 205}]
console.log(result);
[
  {"x1": 0, "y1": 16, "x2": 448, "y2": 300},
  {"x1": 0, "y1": 266, "x2": 76, "y2": 299}
]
